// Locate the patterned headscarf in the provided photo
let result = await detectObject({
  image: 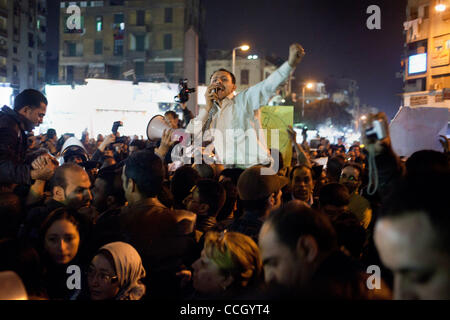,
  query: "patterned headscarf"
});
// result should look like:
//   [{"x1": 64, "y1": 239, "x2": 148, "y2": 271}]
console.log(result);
[{"x1": 99, "y1": 242, "x2": 146, "y2": 300}]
